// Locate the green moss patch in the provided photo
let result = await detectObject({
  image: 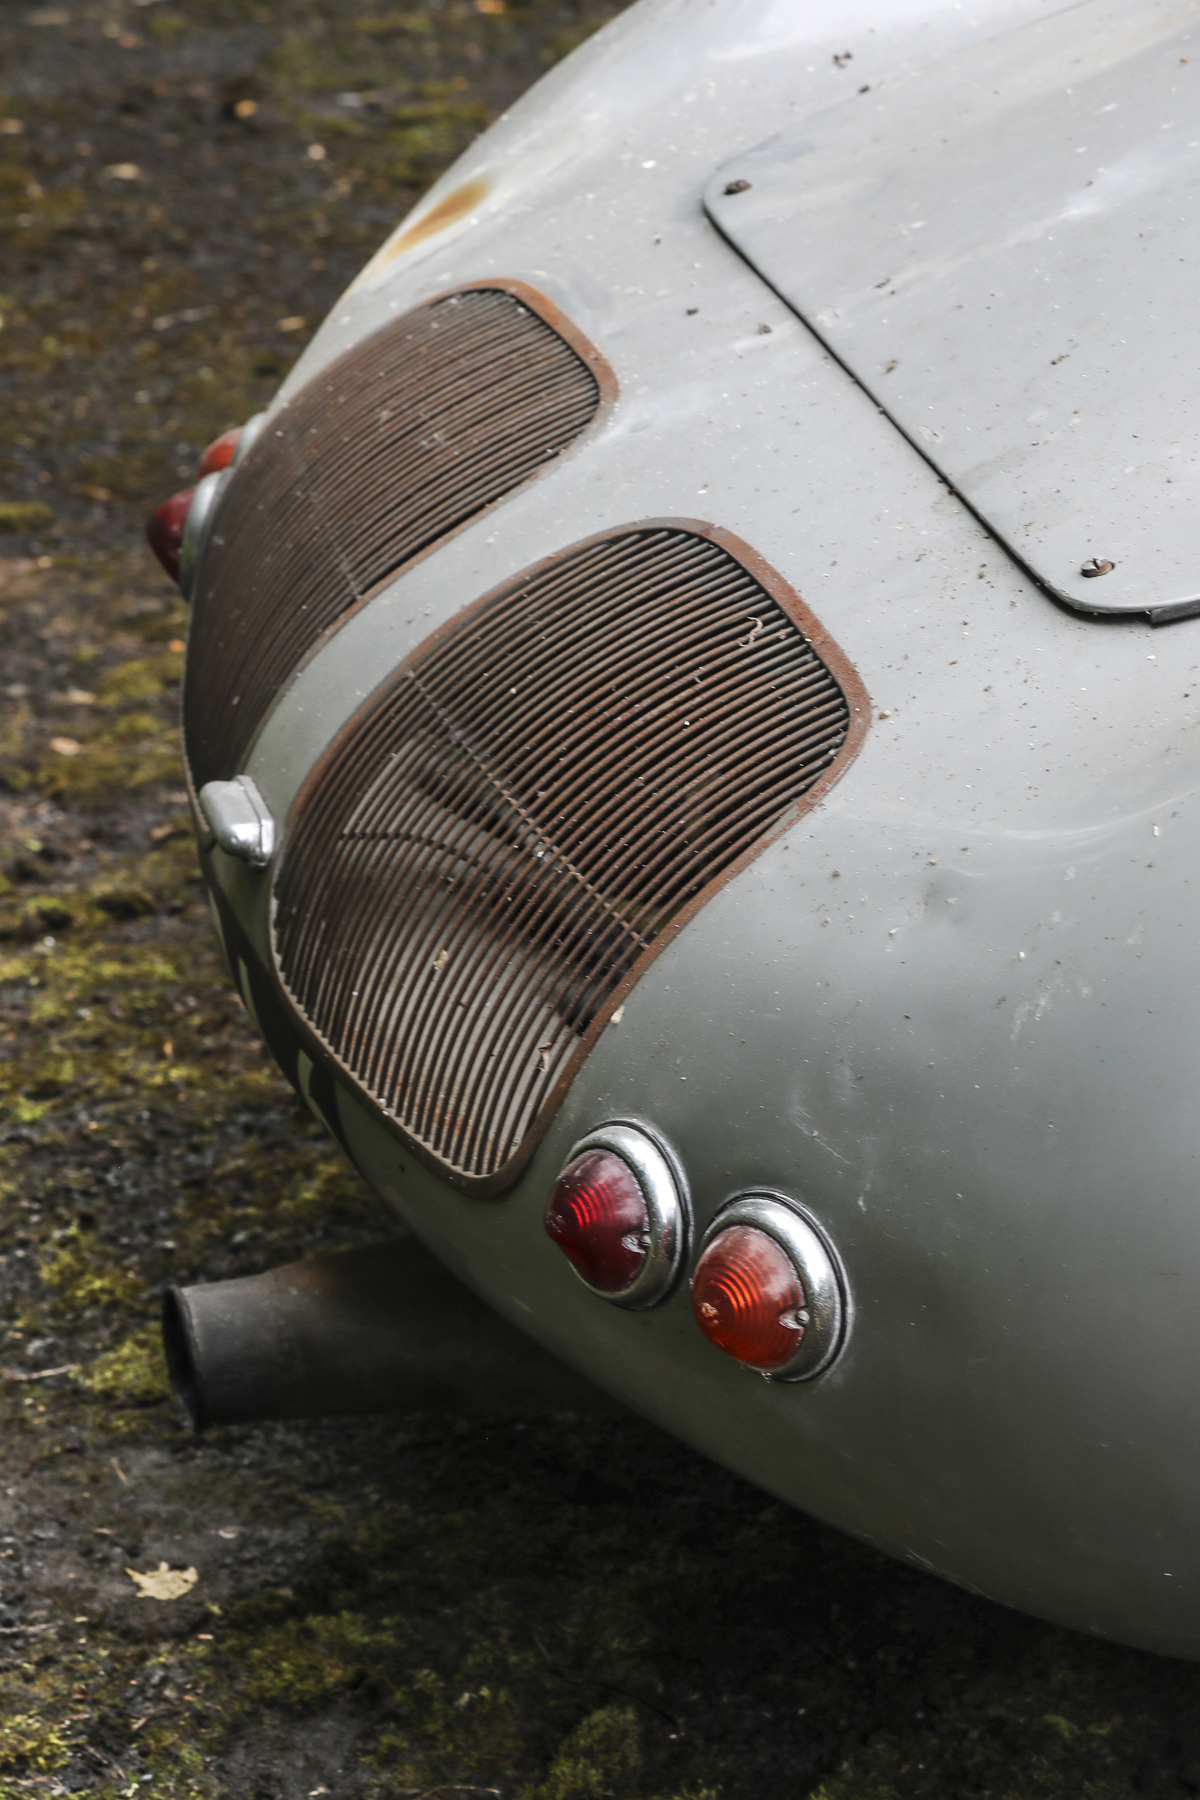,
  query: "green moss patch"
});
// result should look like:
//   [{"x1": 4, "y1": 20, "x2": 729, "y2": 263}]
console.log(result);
[
  {"x1": 0, "y1": 1713, "x2": 70, "y2": 1776},
  {"x1": 79, "y1": 1322, "x2": 174, "y2": 1408},
  {"x1": 0, "y1": 501, "x2": 53, "y2": 533}
]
